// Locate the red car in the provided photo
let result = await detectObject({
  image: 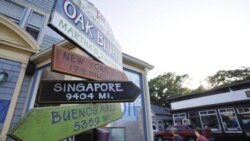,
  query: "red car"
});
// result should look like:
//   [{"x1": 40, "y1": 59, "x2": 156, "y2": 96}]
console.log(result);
[{"x1": 154, "y1": 125, "x2": 212, "y2": 141}]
